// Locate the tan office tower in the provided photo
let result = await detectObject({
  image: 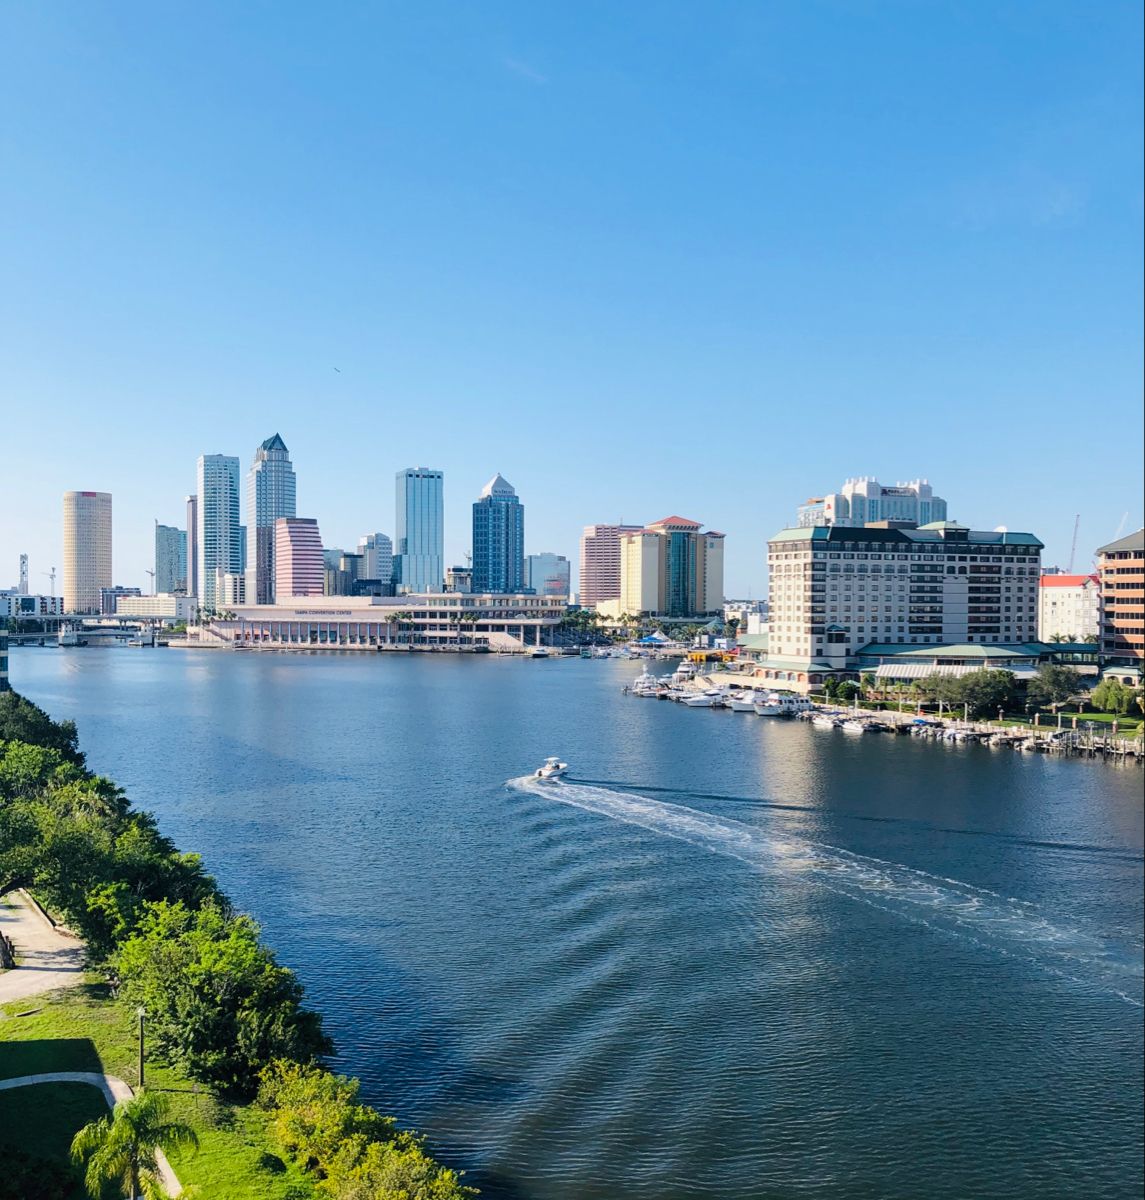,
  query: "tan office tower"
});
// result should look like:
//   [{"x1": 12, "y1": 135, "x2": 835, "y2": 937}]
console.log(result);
[
  {"x1": 579, "y1": 523, "x2": 644, "y2": 606},
  {"x1": 62, "y1": 491, "x2": 112, "y2": 613}
]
